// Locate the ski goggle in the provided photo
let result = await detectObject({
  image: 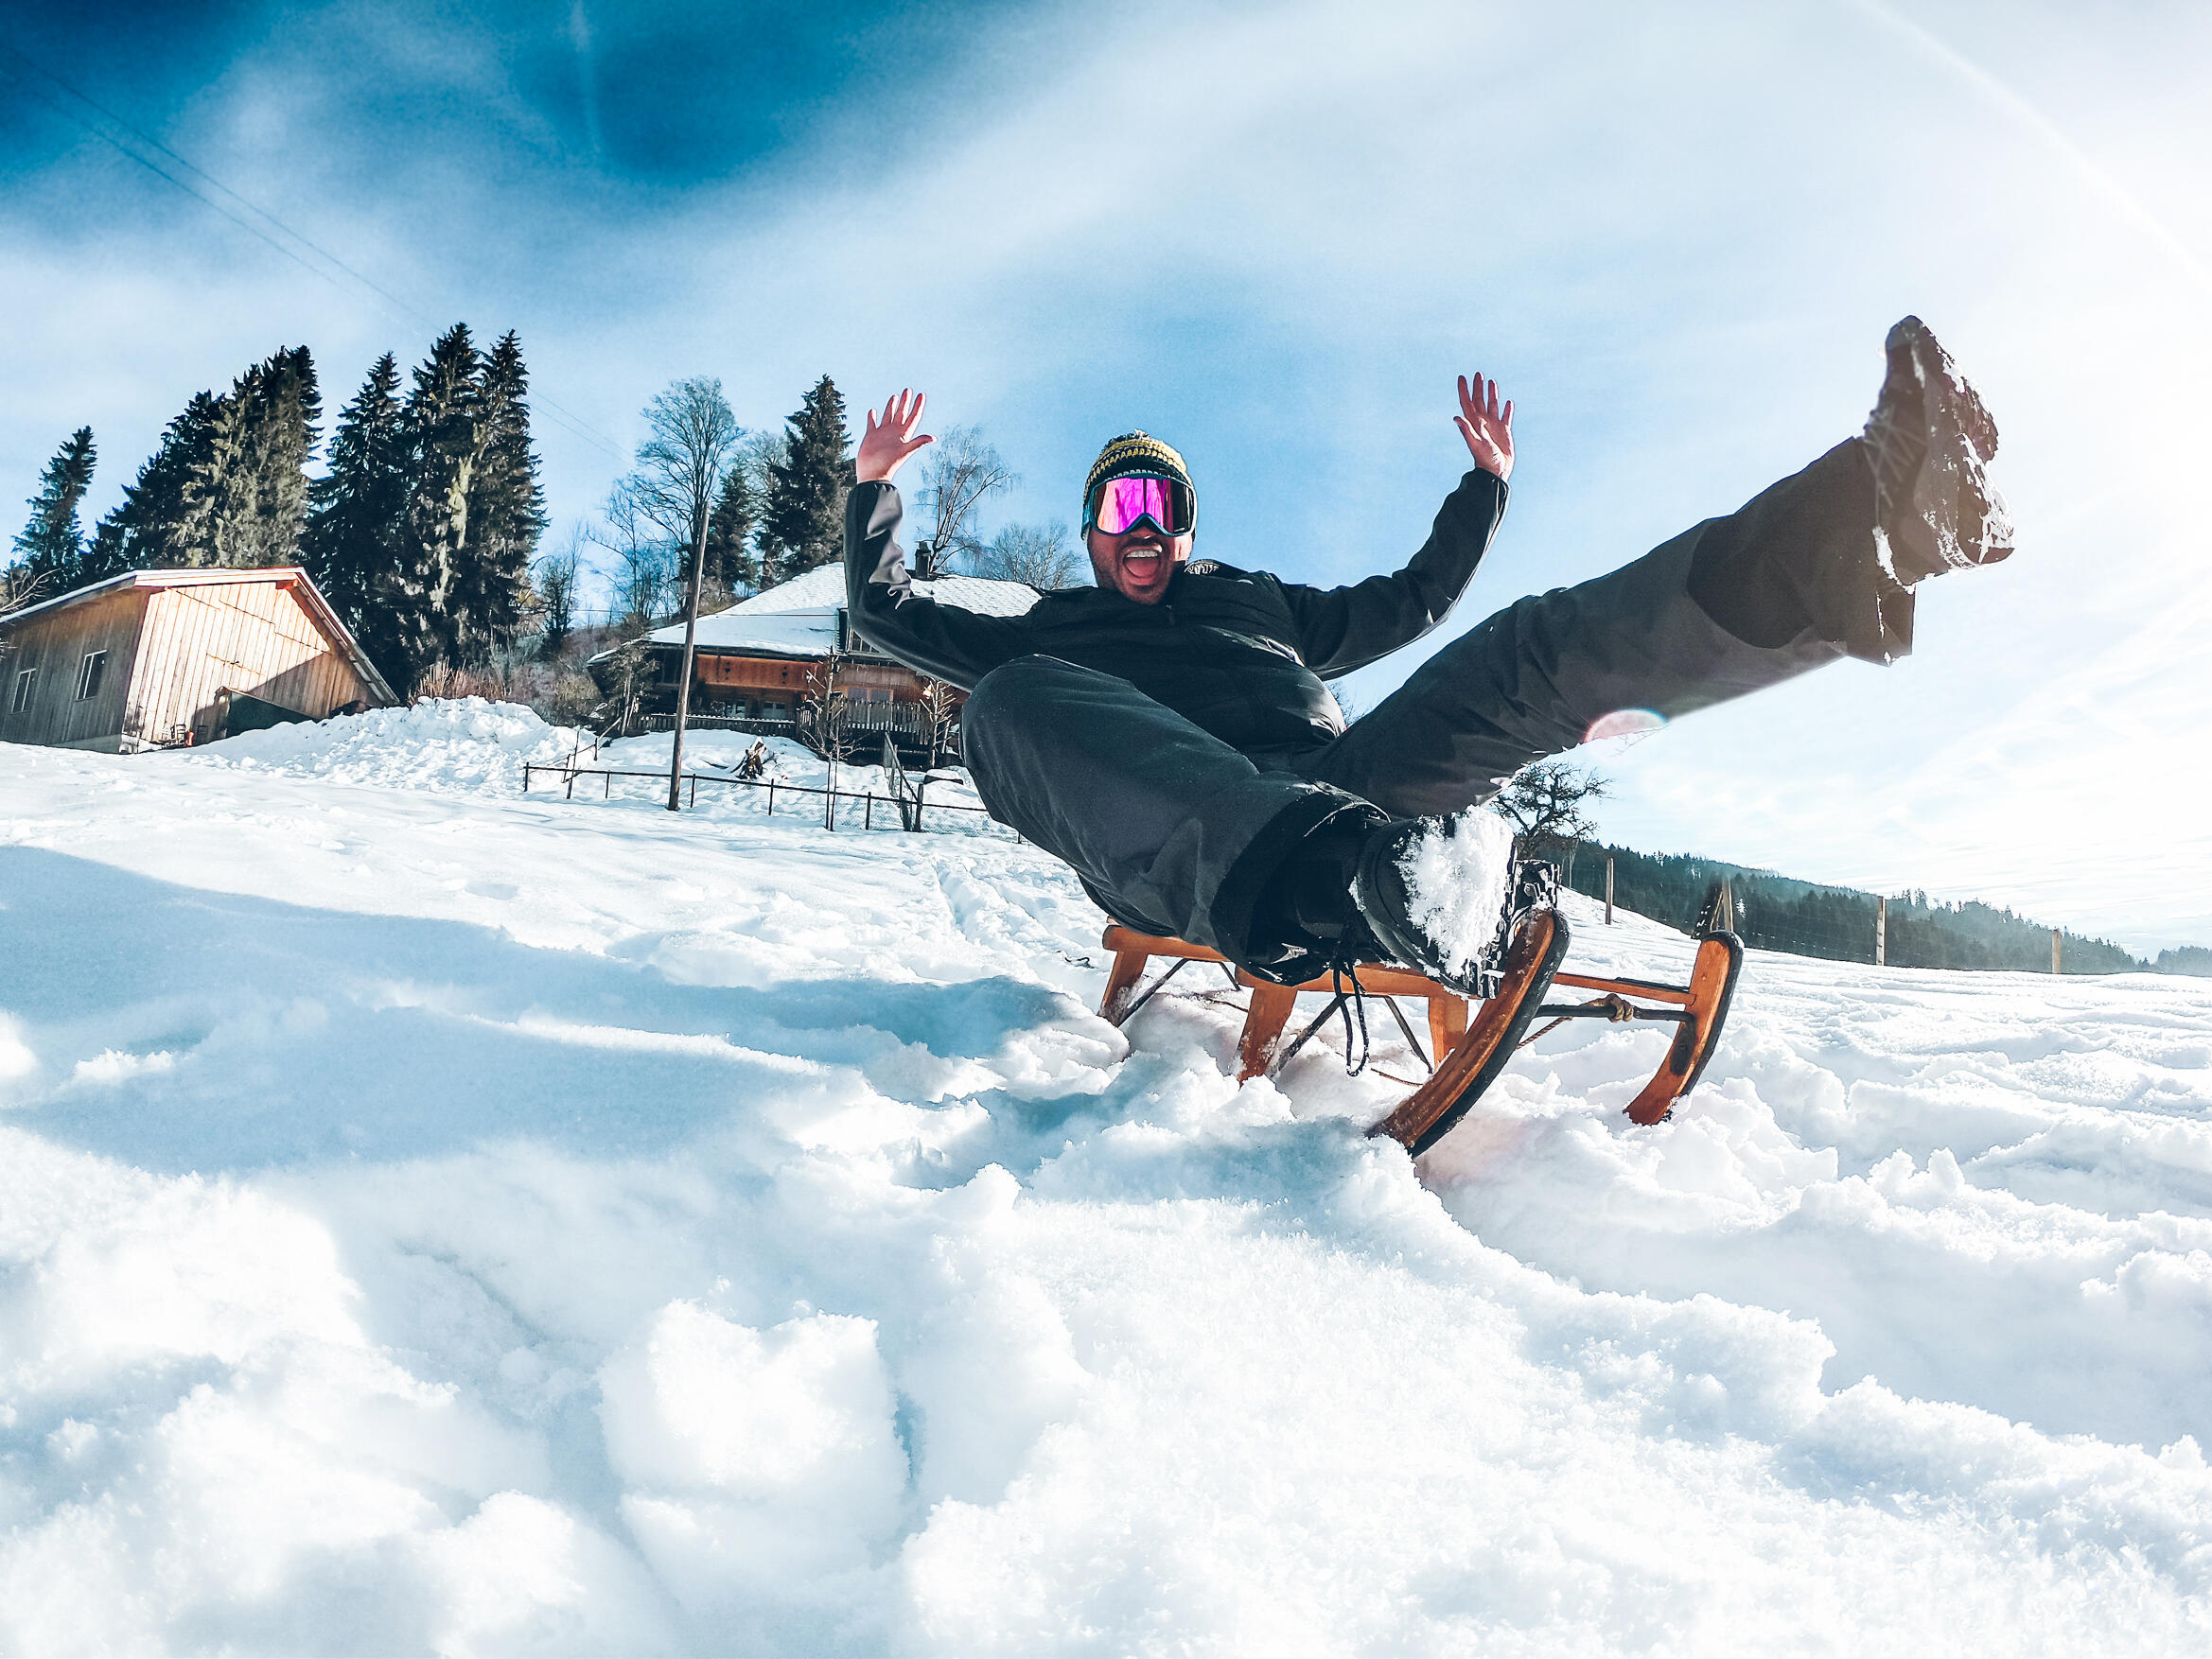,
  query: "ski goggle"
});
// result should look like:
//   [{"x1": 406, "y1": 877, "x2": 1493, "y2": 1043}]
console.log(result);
[{"x1": 1086, "y1": 474, "x2": 1195, "y2": 537}]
